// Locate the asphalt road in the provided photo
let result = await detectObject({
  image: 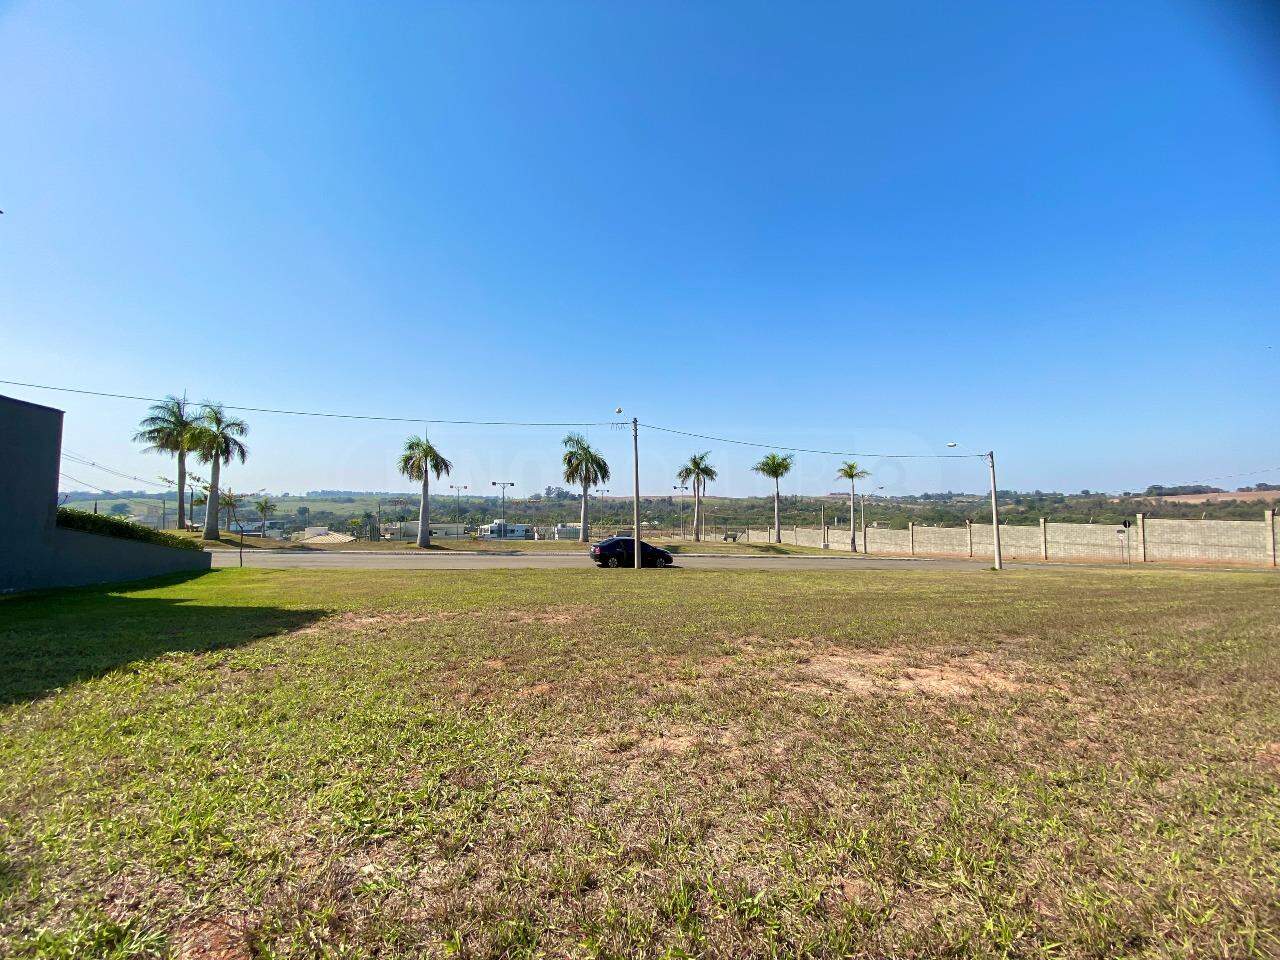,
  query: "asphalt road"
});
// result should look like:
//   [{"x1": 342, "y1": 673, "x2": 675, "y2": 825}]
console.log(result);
[{"x1": 209, "y1": 550, "x2": 977, "y2": 571}]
